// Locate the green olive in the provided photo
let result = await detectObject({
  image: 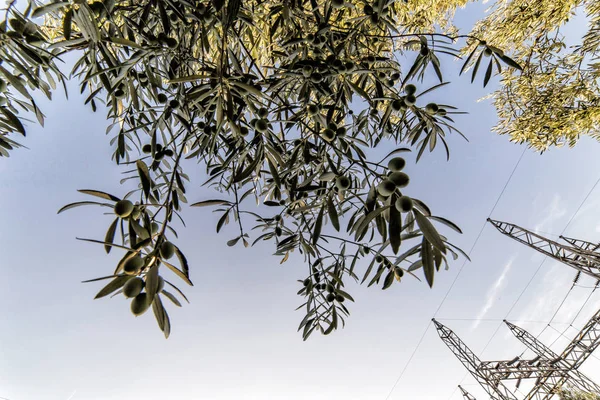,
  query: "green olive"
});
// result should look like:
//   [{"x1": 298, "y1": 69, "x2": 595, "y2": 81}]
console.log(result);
[
  {"x1": 387, "y1": 157, "x2": 406, "y2": 172},
  {"x1": 114, "y1": 200, "x2": 134, "y2": 218},
  {"x1": 131, "y1": 293, "x2": 150, "y2": 316},
  {"x1": 123, "y1": 277, "x2": 144, "y2": 298}
]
